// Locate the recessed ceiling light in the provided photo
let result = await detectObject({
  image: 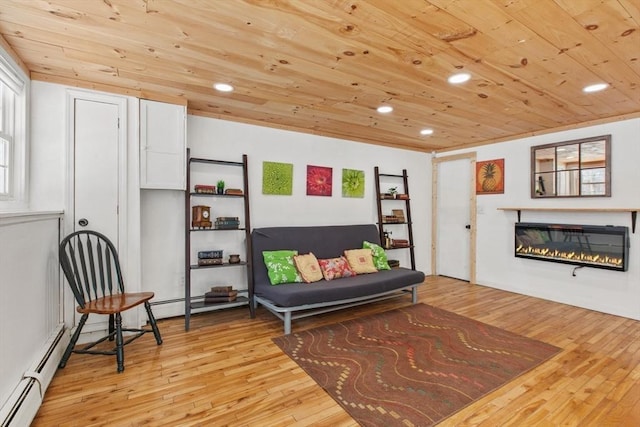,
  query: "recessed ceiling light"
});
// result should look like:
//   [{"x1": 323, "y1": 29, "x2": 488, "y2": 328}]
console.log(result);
[
  {"x1": 420, "y1": 128, "x2": 434, "y2": 136},
  {"x1": 583, "y1": 83, "x2": 608, "y2": 93},
  {"x1": 377, "y1": 105, "x2": 393, "y2": 114},
  {"x1": 448, "y1": 72, "x2": 471, "y2": 84},
  {"x1": 213, "y1": 82, "x2": 234, "y2": 92}
]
